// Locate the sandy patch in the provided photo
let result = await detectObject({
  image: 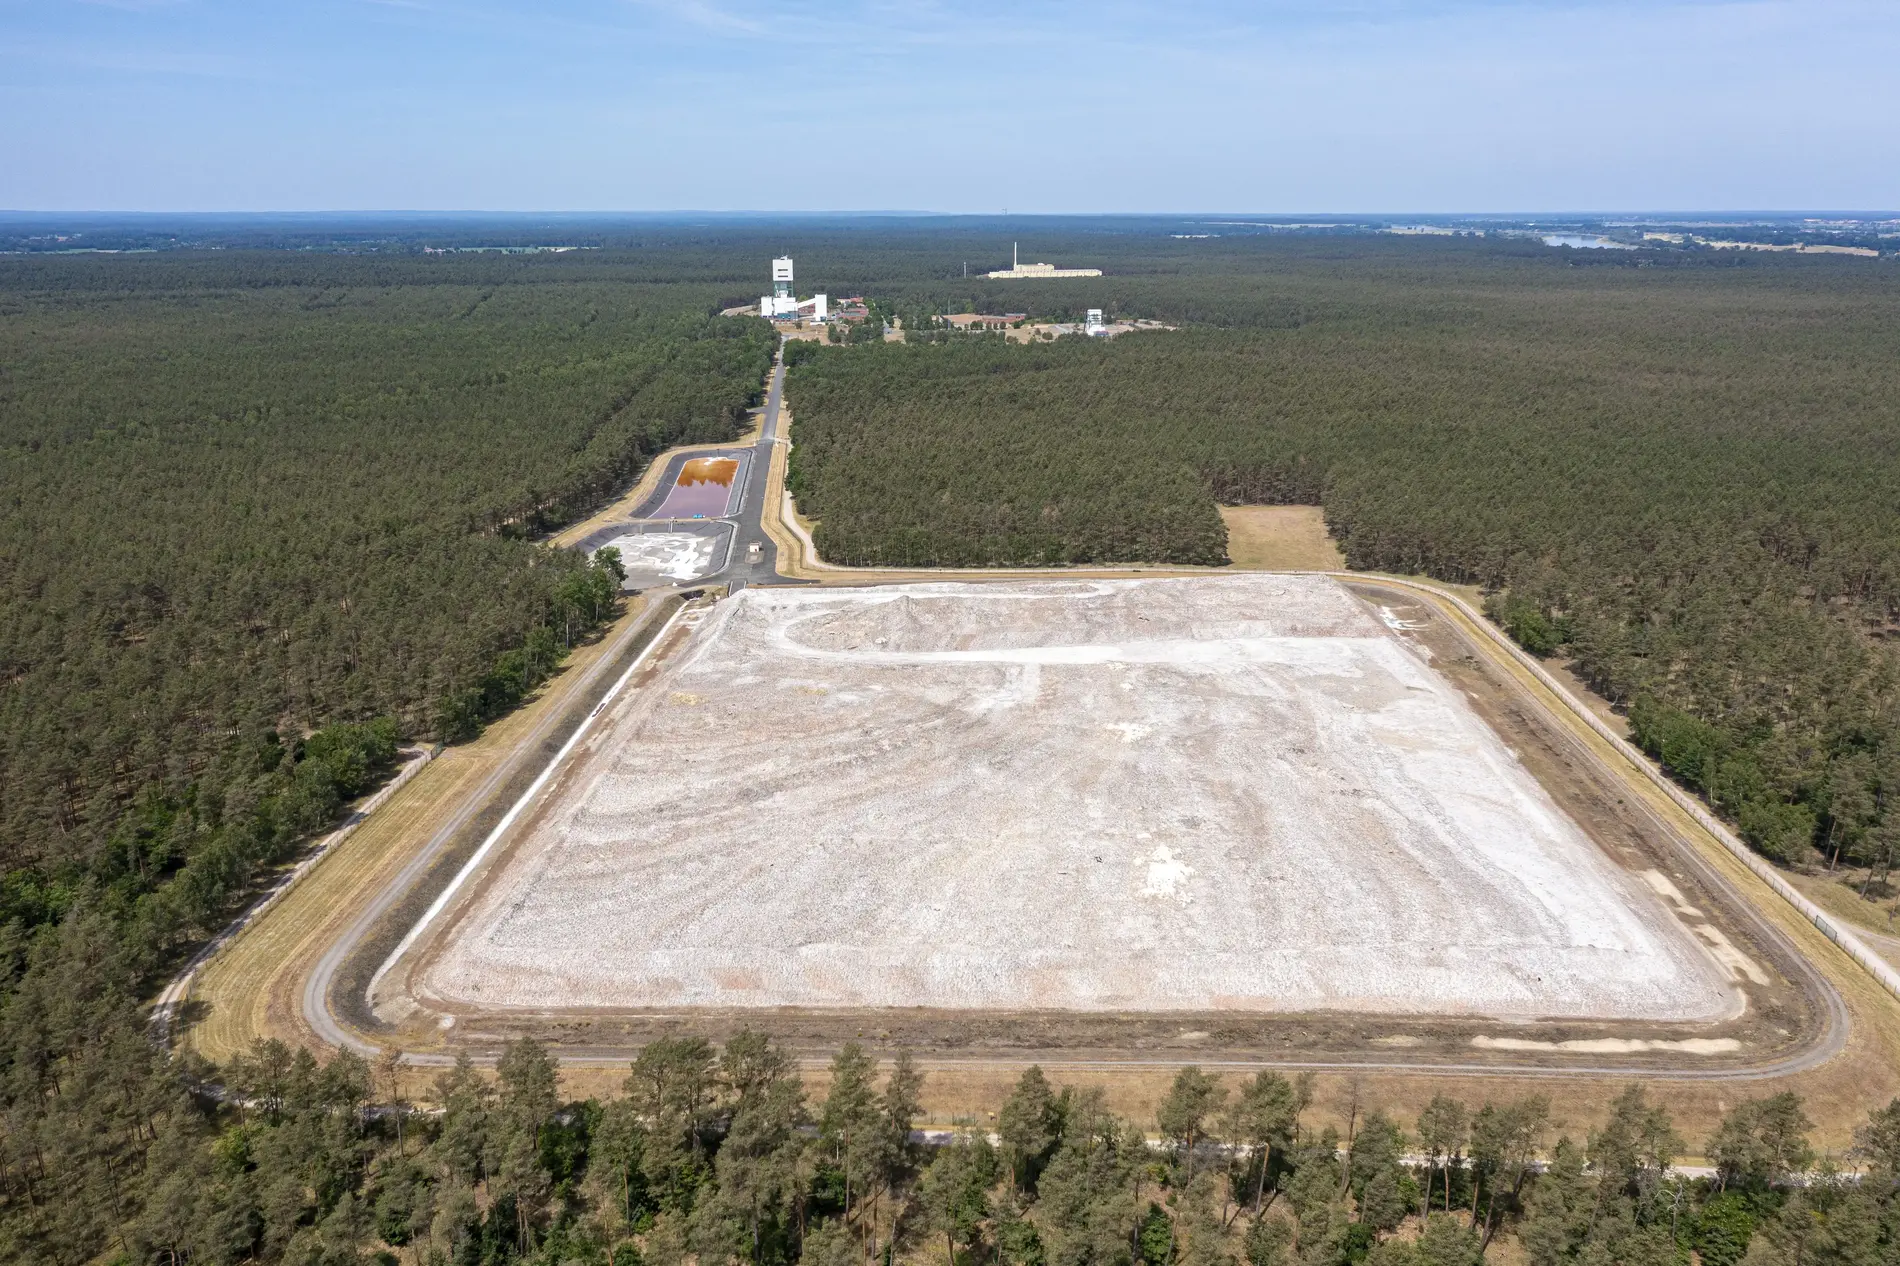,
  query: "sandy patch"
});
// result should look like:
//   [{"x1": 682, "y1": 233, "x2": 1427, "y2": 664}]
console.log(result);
[
  {"x1": 1642, "y1": 869, "x2": 1705, "y2": 917},
  {"x1": 1472, "y1": 1035, "x2": 1741, "y2": 1055},
  {"x1": 1219, "y1": 506, "x2": 1346, "y2": 570}
]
